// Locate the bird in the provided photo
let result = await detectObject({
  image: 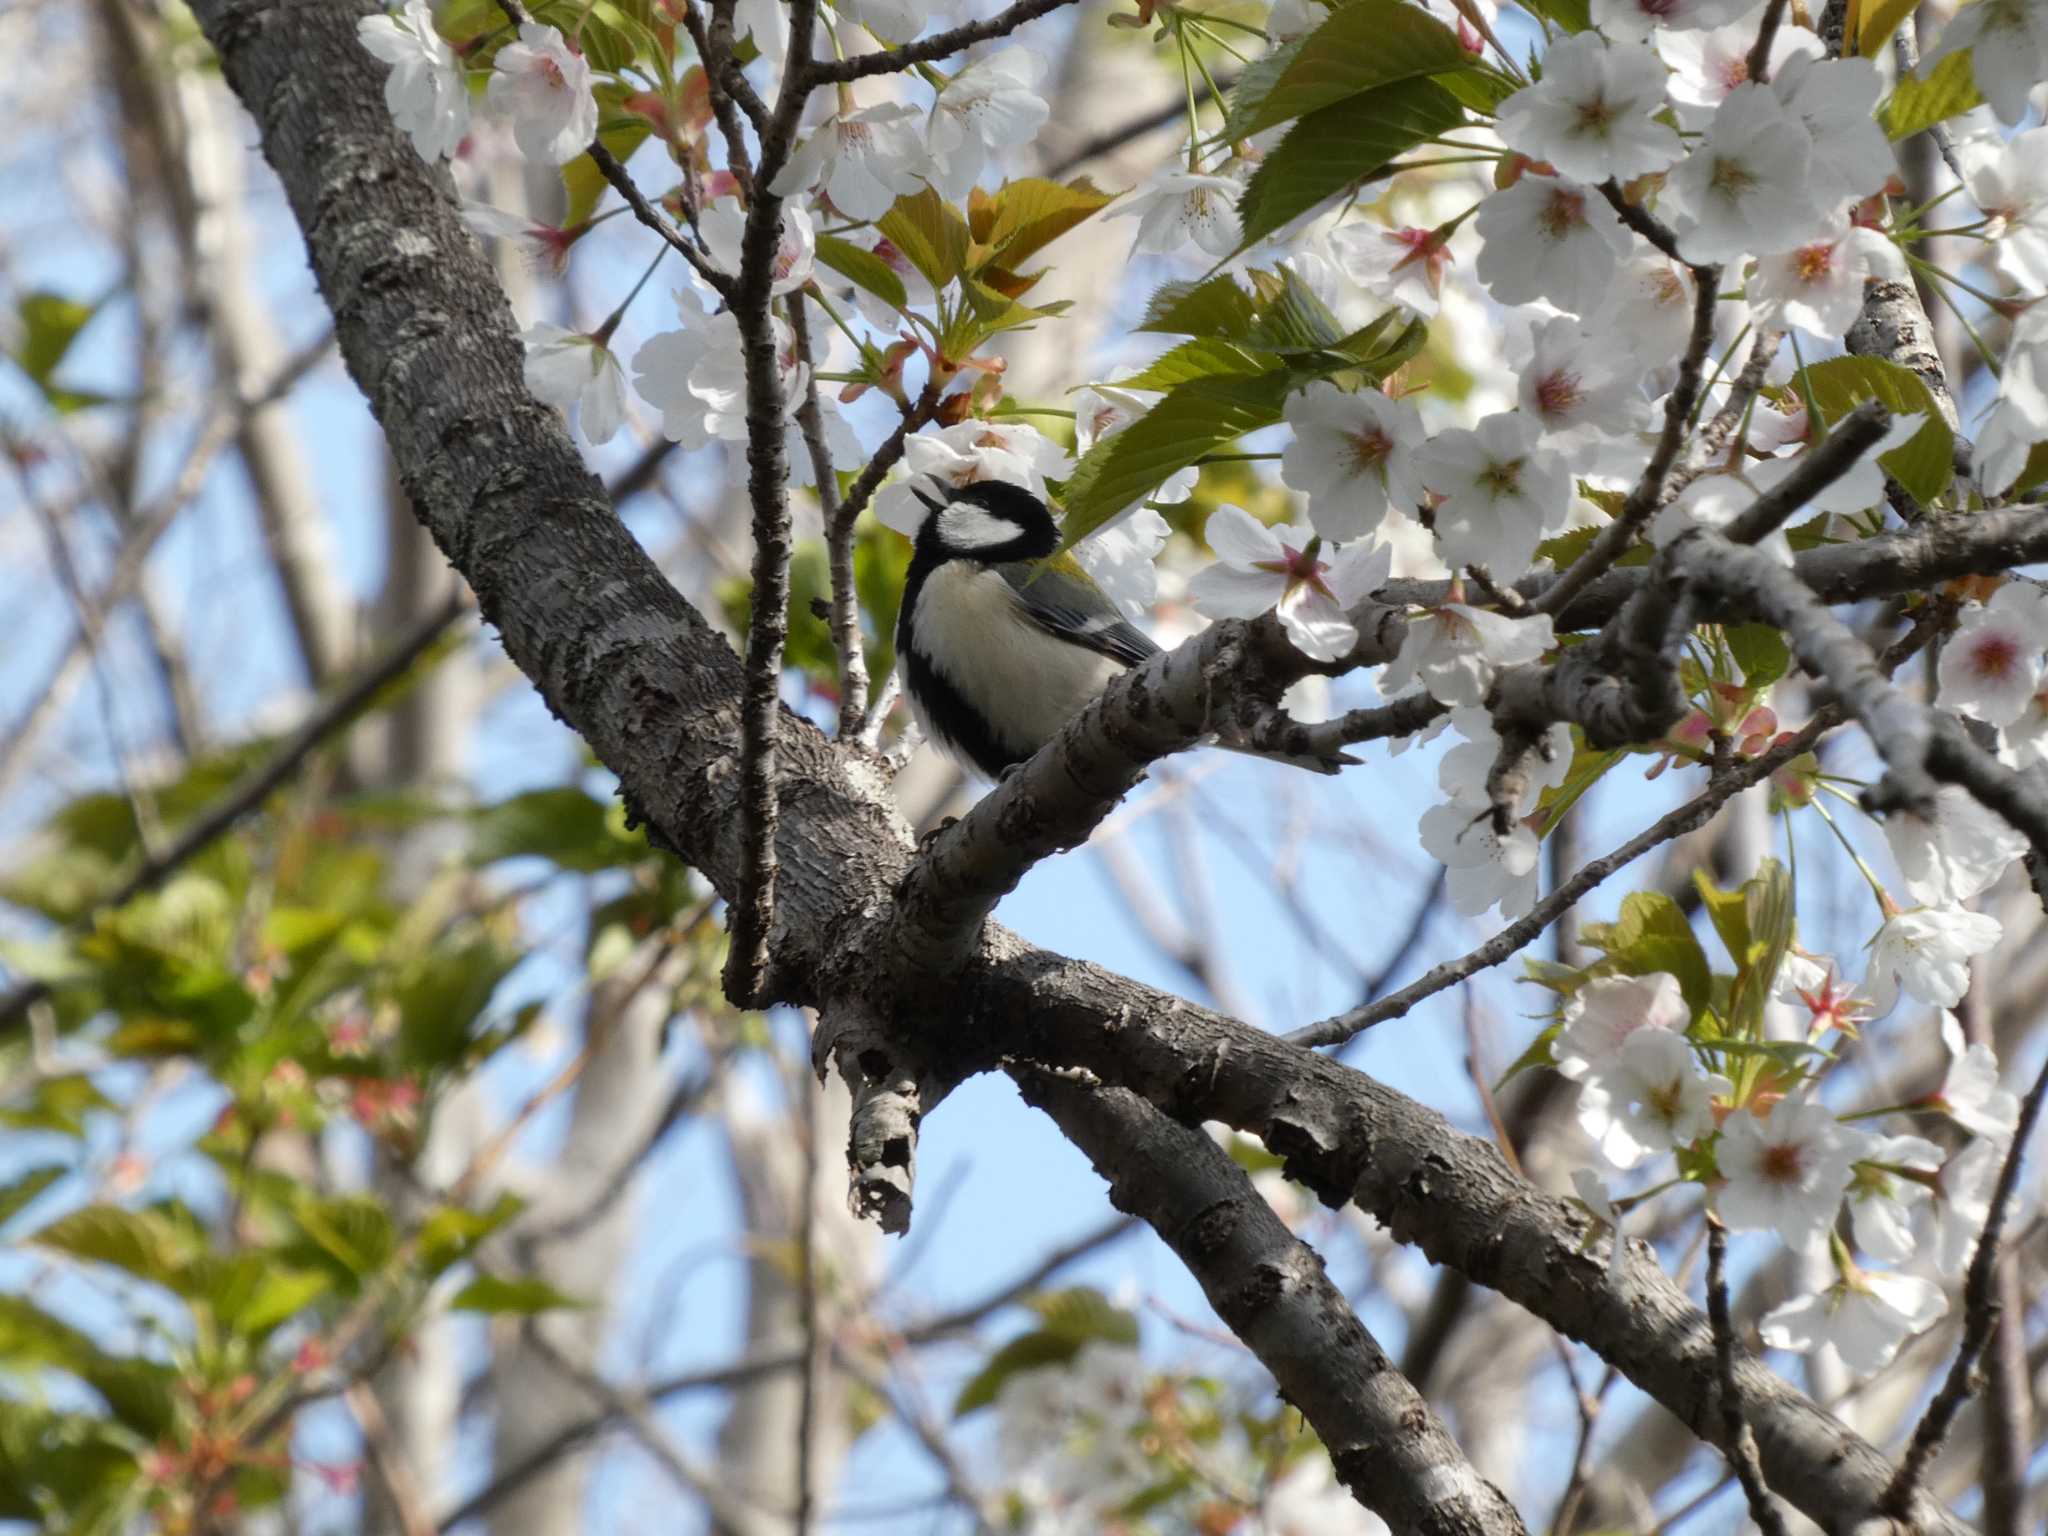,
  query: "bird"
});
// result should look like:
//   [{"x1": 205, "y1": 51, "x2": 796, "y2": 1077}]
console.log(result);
[{"x1": 893, "y1": 479, "x2": 1347, "y2": 781}]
